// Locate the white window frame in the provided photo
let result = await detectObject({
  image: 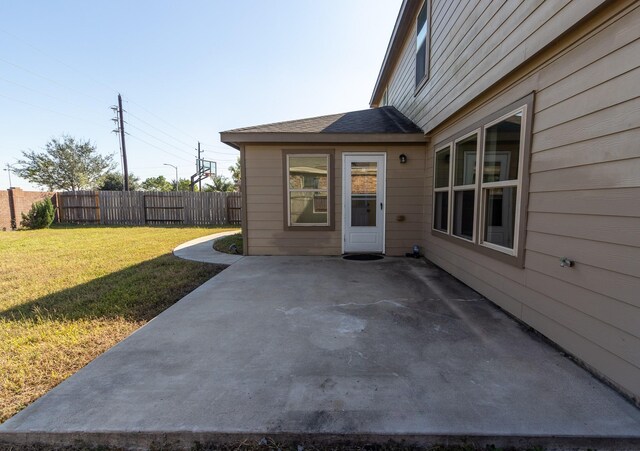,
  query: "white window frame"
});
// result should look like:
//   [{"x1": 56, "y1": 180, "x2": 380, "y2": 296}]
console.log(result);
[
  {"x1": 478, "y1": 105, "x2": 527, "y2": 256},
  {"x1": 287, "y1": 154, "x2": 330, "y2": 227},
  {"x1": 451, "y1": 129, "x2": 481, "y2": 243},
  {"x1": 432, "y1": 144, "x2": 452, "y2": 235},
  {"x1": 431, "y1": 104, "x2": 528, "y2": 258},
  {"x1": 415, "y1": 0, "x2": 430, "y2": 89}
]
